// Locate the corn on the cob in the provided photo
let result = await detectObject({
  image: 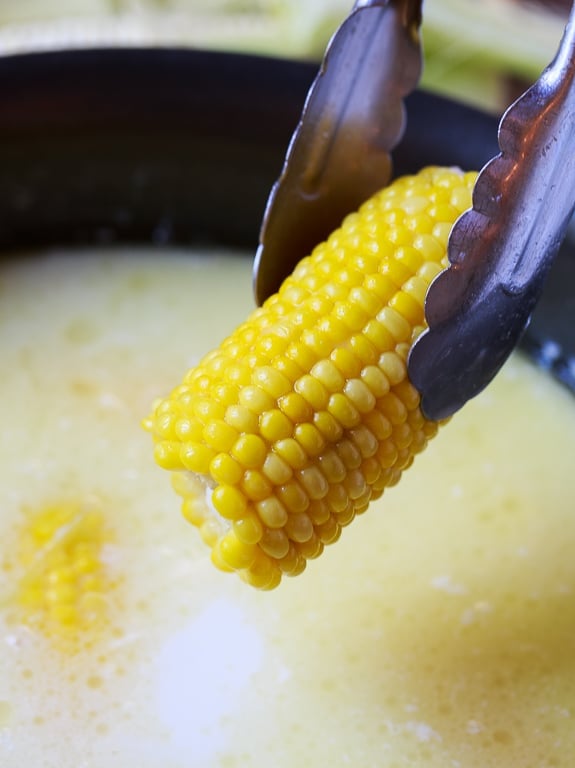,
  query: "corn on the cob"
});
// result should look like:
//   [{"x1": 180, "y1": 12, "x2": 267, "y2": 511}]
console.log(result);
[
  {"x1": 15, "y1": 500, "x2": 115, "y2": 645},
  {"x1": 145, "y1": 166, "x2": 477, "y2": 589}
]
